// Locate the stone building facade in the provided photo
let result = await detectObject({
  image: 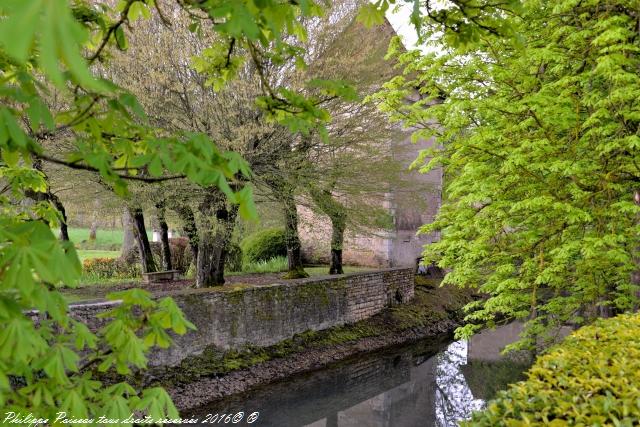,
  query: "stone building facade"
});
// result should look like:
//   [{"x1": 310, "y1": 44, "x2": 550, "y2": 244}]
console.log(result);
[{"x1": 298, "y1": 130, "x2": 442, "y2": 268}]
